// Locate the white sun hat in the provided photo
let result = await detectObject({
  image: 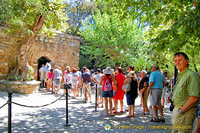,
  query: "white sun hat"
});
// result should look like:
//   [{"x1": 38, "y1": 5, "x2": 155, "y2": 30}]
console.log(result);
[{"x1": 103, "y1": 66, "x2": 114, "y2": 75}]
